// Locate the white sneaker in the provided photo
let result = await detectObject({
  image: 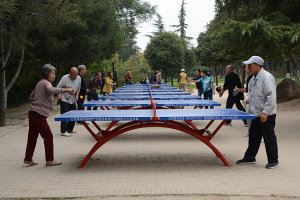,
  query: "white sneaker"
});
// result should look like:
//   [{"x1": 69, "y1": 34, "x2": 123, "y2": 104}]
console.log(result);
[{"x1": 61, "y1": 132, "x2": 71, "y2": 137}]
